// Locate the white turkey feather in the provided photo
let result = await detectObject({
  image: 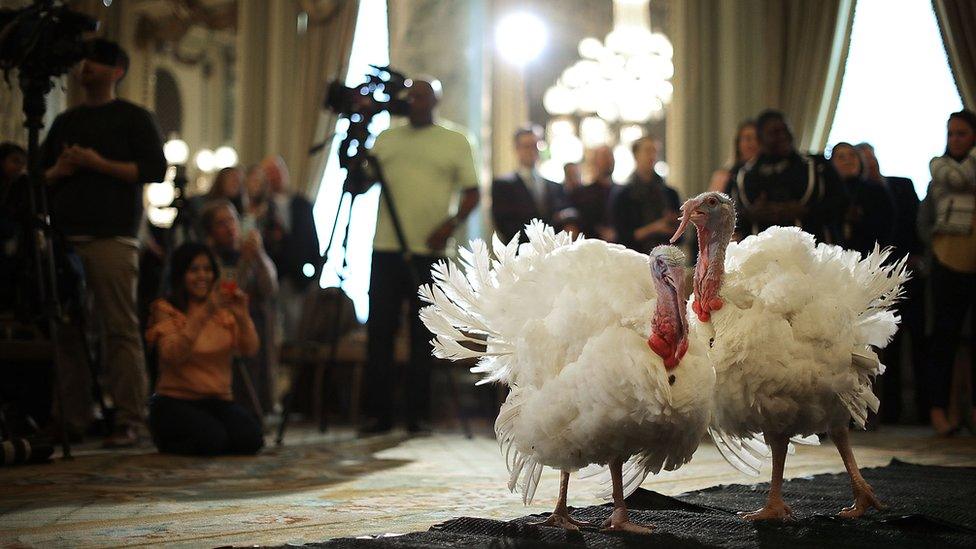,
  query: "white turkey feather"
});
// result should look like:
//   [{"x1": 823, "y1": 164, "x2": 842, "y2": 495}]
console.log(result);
[
  {"x1": 704, "y1": 226, "x2": 908, "y2": 471},
  {"x1": 420, "y1": 222, "x2": 714, "y2": 504}
]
